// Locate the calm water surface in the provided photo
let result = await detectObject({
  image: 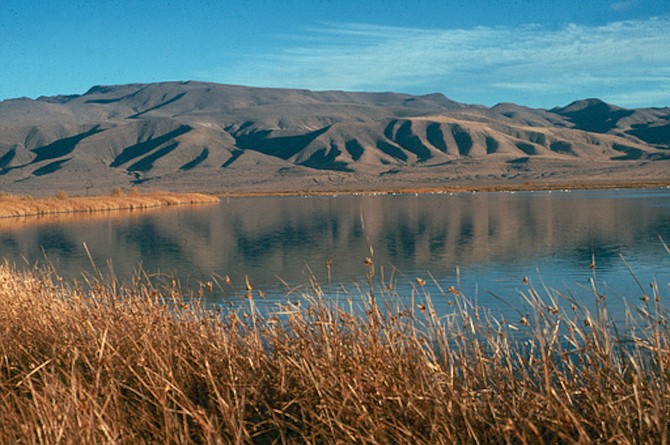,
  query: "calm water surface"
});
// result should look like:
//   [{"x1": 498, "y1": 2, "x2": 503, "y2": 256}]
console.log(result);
[{"x1": 1, "y1": 188, "x2": 669, "y2": 322}]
